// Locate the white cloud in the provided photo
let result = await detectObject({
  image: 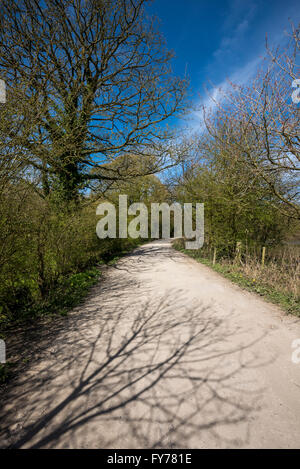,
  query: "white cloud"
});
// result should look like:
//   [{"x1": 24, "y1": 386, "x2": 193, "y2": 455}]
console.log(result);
[{"x1": 188, "y1": 54, "x2": 263, "y2": 134}]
